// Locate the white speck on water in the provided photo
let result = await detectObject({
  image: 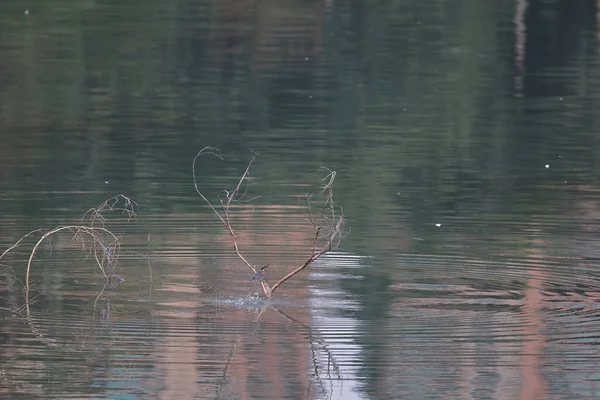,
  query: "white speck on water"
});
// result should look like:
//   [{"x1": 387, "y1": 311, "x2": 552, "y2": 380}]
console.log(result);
[
  {"x1": 308, "y1": 95, "x2": 313, "y2": 99},
  {"x1": 559, "y1": 97, "x2": 563, "y2": 100},
  {"x1": 104, "y1": 181, "x2": 109, "y2": 184},
  {"x1": 545, "y1": 164, "x2": 549, "y2": 168},
  {"x1": 414, "y1": 238, "x2": 424, "y2": 241},
  {"x1": 24, "y1": 9, "x2": 29, "y2": 14},
  {"x1": 304, "y1": 57, "x2": 309, "y2": 61},
  {"x1": 435, "y1": 223, "x2": 441, "y2": 227}
]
